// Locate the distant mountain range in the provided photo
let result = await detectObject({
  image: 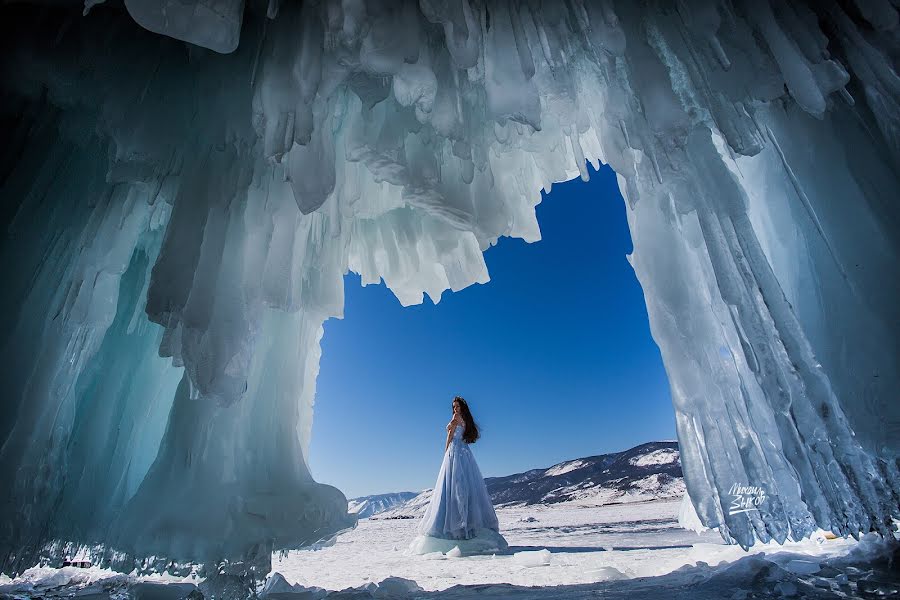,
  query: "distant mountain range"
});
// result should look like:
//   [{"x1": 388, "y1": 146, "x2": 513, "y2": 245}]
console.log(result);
[
  {"x1": 348, "y1": 441, "x2": 684, "y2": 520},
  {"x1": 347, "y1": 491, "x2": 418, "y2": 518}
]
